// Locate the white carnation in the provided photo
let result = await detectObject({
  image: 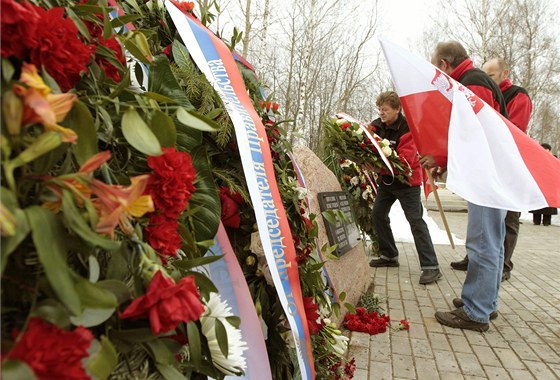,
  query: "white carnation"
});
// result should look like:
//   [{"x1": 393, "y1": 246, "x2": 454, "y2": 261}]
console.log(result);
[{"x1": 382, "y1": 146, "x2": 393, "y2": 157}]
